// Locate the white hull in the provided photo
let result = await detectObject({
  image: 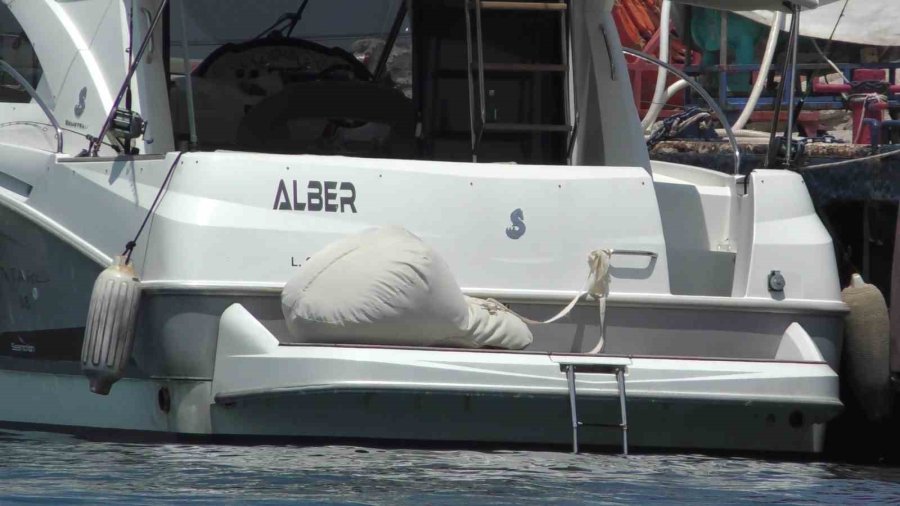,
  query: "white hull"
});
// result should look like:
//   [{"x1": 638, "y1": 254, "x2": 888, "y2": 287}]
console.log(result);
[
  {"x1": 0, "y1": 298, "x2": 841, "y2": 454},
  {"x1": 211, "y1": 305, "x2": 840, "y2": 453},
  {"x1": 0, "y1": 349, "x2": 839, "y2": 453},
  {"x1": 0, "y1": 150, "x2": 847, "y2": 454}
]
